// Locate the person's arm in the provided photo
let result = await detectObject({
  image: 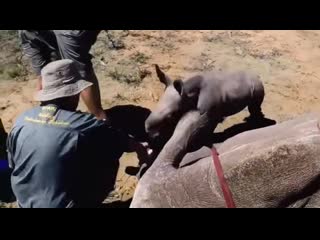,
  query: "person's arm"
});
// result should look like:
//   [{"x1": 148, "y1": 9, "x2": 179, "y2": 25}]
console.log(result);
[
  {"x1": 127, "y1": 137, "x2": 150, "y2": 165},
  {"x1": 101, "y1": 123, "x2": 150, "y2": 163},
  {"x1": 36, "y1": 76, "x2": 42, "y2": 91},
  {"x1": 79, "y1": 72, "x2": 106, "y2": 120}
]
